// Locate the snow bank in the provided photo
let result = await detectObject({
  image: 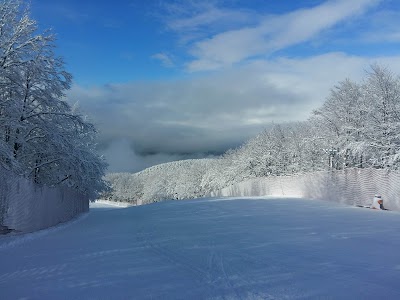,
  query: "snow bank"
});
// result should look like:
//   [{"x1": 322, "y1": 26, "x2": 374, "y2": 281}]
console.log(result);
[
  {"x1": 212, "y1": 168, "x2": 400, "y2": 210},
  {"x1": 0, "y1": 167, "x2": 88, "y2": 233},
  {"x1": 94, "y1": 199, "x2": 134, "y2": 208}
]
